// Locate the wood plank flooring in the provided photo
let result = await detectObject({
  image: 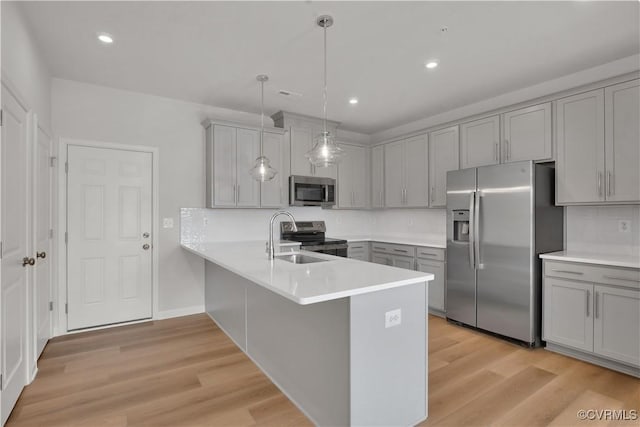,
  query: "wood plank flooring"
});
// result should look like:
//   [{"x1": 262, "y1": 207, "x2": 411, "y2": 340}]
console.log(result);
[{"x1": 7, "y1": 314, "x2": 639, "y2": 426}]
